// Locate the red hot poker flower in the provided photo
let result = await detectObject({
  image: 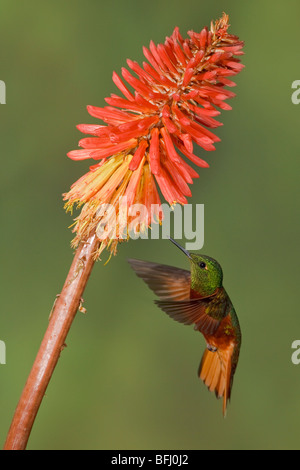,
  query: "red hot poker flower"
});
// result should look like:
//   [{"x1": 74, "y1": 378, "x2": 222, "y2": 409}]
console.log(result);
[{"x1": 64, "y1": 13, "x2": 244, "y2": 258}]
